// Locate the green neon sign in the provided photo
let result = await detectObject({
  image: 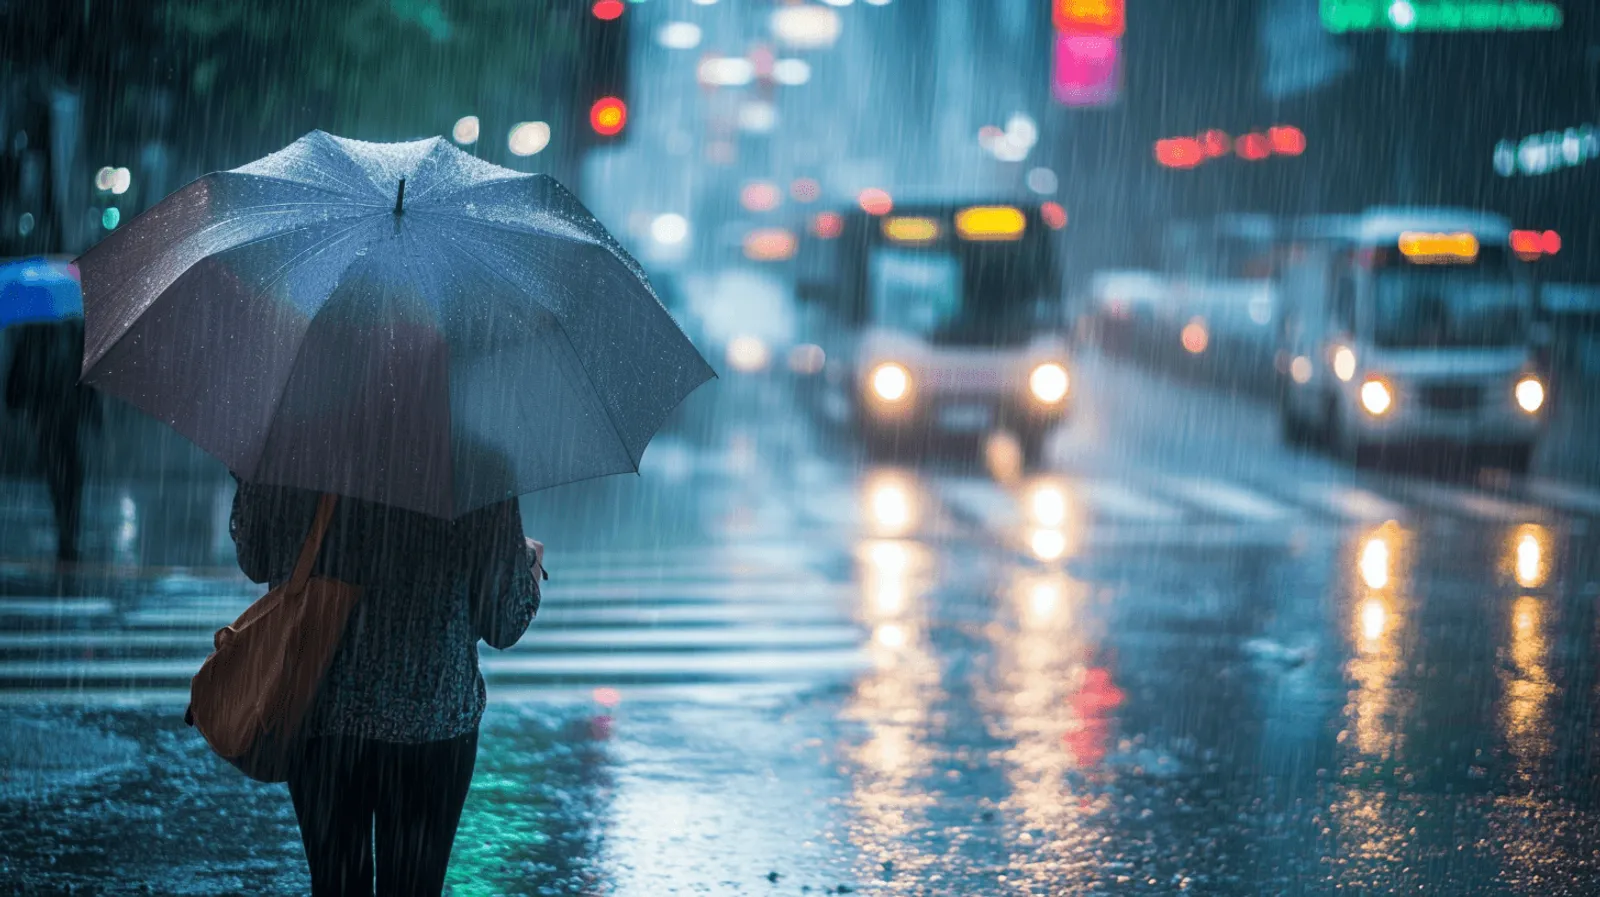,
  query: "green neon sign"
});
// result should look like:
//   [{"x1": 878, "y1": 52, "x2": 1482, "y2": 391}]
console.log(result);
[{"x1": 1321, "y1": 0, "x2": 1562, "y2": 32}]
